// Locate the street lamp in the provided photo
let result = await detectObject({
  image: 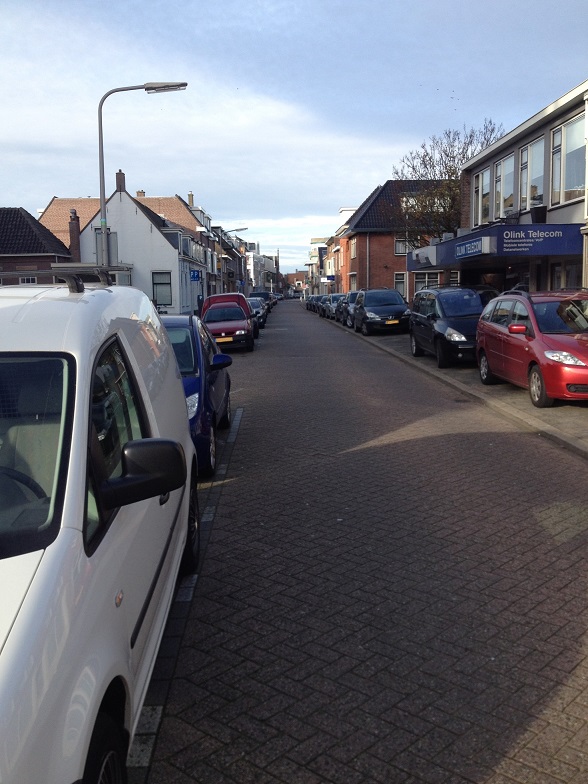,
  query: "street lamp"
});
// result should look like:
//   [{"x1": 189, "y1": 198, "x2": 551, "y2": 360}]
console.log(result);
[{"x1": 98, "y1": 81, "x2": 187, "y2": 265}]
